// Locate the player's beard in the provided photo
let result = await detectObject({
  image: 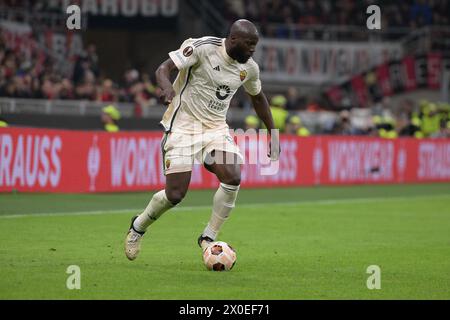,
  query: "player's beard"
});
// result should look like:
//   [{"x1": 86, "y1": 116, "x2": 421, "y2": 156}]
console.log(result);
[
  {"x1": 229, "y1": 46, "x2": 250, "y2": 64},
  {"x1": 235, "y1": 53, "x2": 250, "y2": 64}
]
